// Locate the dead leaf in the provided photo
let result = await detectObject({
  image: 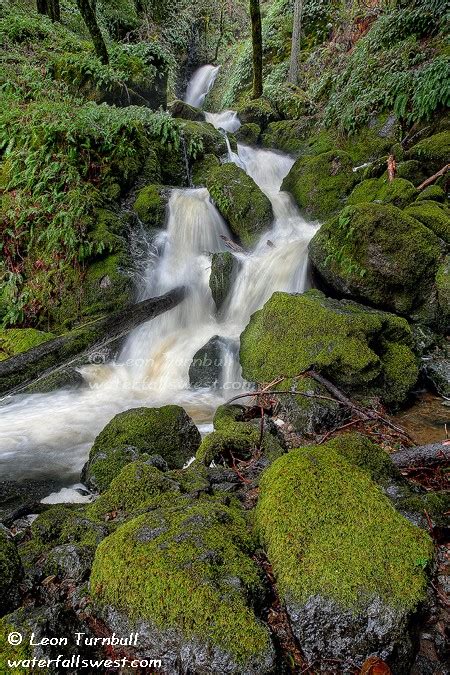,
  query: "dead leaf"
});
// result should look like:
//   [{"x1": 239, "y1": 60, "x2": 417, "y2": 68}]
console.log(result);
[{"x1": 360, "y1": 657, "x2": 392, "y2": 675}]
